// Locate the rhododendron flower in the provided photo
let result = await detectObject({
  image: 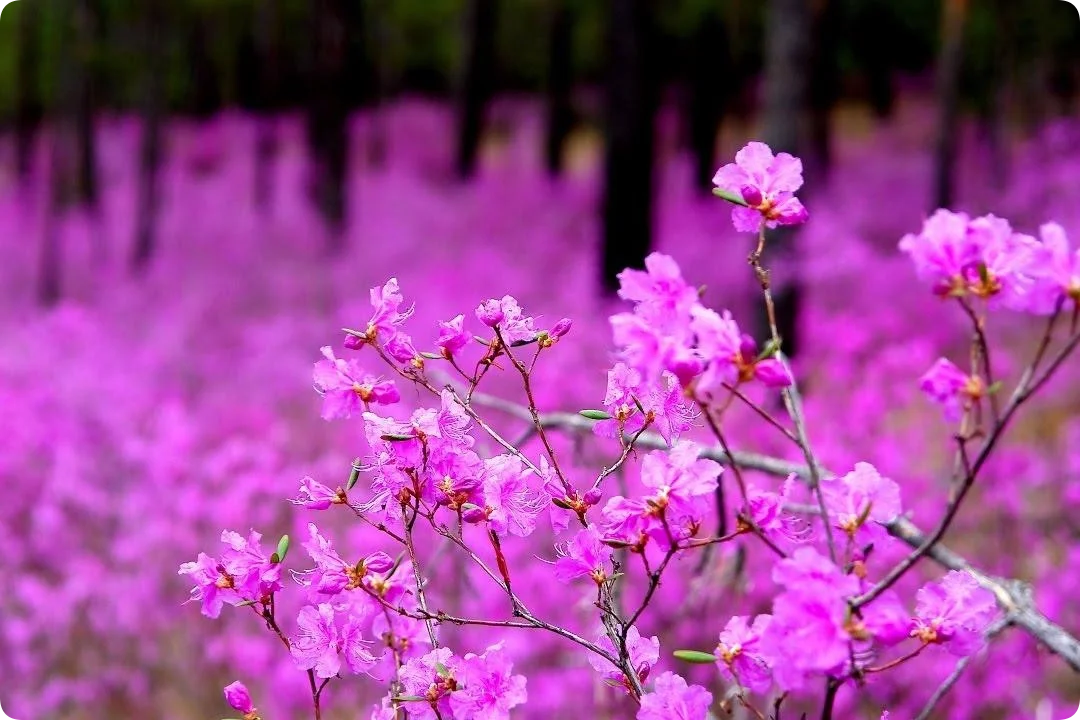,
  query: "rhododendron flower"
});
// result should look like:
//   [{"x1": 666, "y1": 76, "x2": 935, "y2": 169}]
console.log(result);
[
  {"x1": 593, "y1": 364, "x2": 696, "y2": 445},
  {"x1": 554, "y1": 526, "x2": 612, "y2": 584},
  {"x1": 1029, "y1": 222, "x2": 1080, "y2": 312},
  {"x1": 314, "y1": 346, "x2": 399, "y2": 420},
  {"x1": 616, "y1": 252, "x2": 701, "y2": 326},
  {"x1": 464, "y1": 454, "x2": 544, "y2": 537},
  {"x1": 640, "y1": 441, "x2": 721, "y2": 523},
  {"x1": 385, "y1": 331, "x2": 421, "y2": 365},
  {"x1": 637, "y1": 672, "x2": 714, "y2": 720},
  {"x1": 223, "y1": 680, "x2": 255, "y2": 715},
  {"x1": 291, "y1": 603, "x2": 378, "y2": 678},
  {"x1": 912, "y1": 571, "x2": 998, "y2": 656},
  {"x1": 716, "y1": 615, "x2": 773, "y2": 693},
  {"x1": 588, "y1": 625, "x2": 660, "y2": 690},
  {"x1": 821, "y1": 462, "x2": 902, "y2": 543},
  {"x1": 399, "y1": 647, "x2": 463, "y2": 720},
  {"x1": 291, "y1": 476, "x2": 346, "y2": 510},
  {"x1": 746, "y1": 475, "x2": 813, "y2": 545},
  {"x1": 179, "y1": 530, "x2": 283, "y2": 618},
  {"x1": 437, "y1": 314, "x2": 471, "y2": 357},
  {"x1": 476, "y1": 295, "x2": 537, "y2": 343},
  {"x1": 712, "y1": 141, "x2": 809, "y2": 233},
  {"x1": 364, "y1": 277, "x2": 414, "y2": 342},
  {"x1": 448, "y1": 642, "x2": 528, "y2": 720},
  {"x1": 919, "y1": 358, "x2": 984, "y2": 422}
]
